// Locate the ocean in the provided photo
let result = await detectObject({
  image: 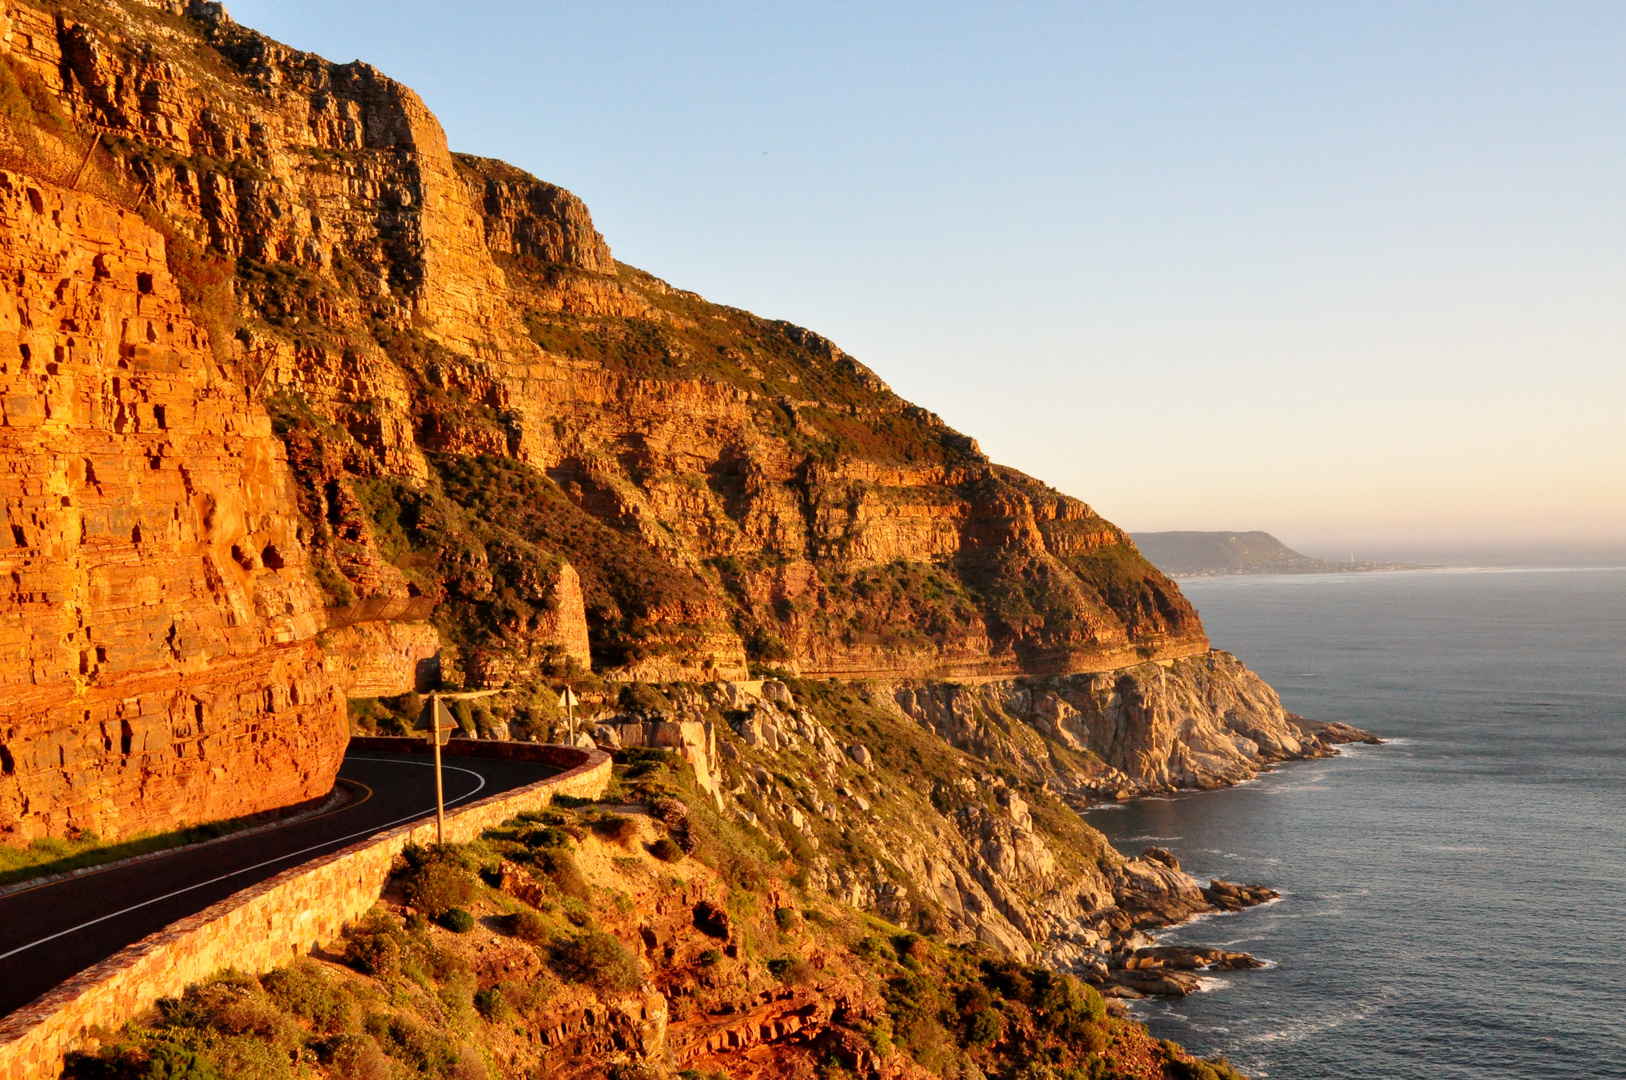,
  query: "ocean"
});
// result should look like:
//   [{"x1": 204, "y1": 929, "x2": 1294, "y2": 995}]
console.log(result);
[{"x1": 1082, "y1": 567, "x2": 1626, "y2": 1079}]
